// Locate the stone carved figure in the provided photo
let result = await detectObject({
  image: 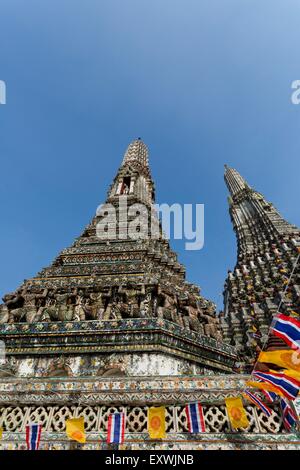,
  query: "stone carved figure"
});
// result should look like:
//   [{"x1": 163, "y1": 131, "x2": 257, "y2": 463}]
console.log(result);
[
  {"x1": 140, "y1": 290, "x2": 152, "y2": 318},
  {"x1": 3, "y1": 288, "x2": 48, "y2": 323},
  {"x1": 156, "y1": 287, "x2": 178, "y2": 323},
  {"x1": 74, "y1": 294, "x2": 86, "y2": 321},
  {"x1": 3, "y1": 291, "x2": 22, "y2": 309},
  {"x1": 40, "y1": 296, "x2": 58, "y2": 322},
  {"x1": 81, "y1": 297, "x2": 92, "y2": 319},
  {"x1": 23, "y1": 291, "x2": 40, "y2": 323},
  {"x1": 118, "y1": 284, "x2": 144, "y2": 318},
  {"x1": 3, "y1": 291, "x2": 26, "y2": 323},
  {"x1": 203, "y1": 312, "x2": 223, "y2": 341},
  {"x1": 103, "y1": 301, "x2": 122, "y2": 320},
  {"x1": 87, "y1": 292, "x2": 106, "y2": 320},
  {"x1": 56, "y1": 292, "x2": 70, "y2": 321},
  {"x1": 56, "y1": 291, "x2": 75, "y2": 321},
  {"x1": 179, "y1": 293, "x2": 204, "y2": 333}
]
